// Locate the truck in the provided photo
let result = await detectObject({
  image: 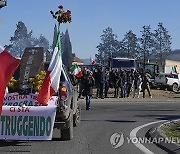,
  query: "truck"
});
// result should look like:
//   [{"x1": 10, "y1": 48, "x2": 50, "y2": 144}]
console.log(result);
[
  {"x1": 154, "y1": 73, "x2": 180, "y2": 92},
  {"x1": 109, "y1": 57, "x2": 137, "y2": 70},
  {"x1": 1, "y1": 47, "x2": 80, "y2": 141},
  {"x1": 51, "y1": 64, "x2": 81, "y2": 140}
]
